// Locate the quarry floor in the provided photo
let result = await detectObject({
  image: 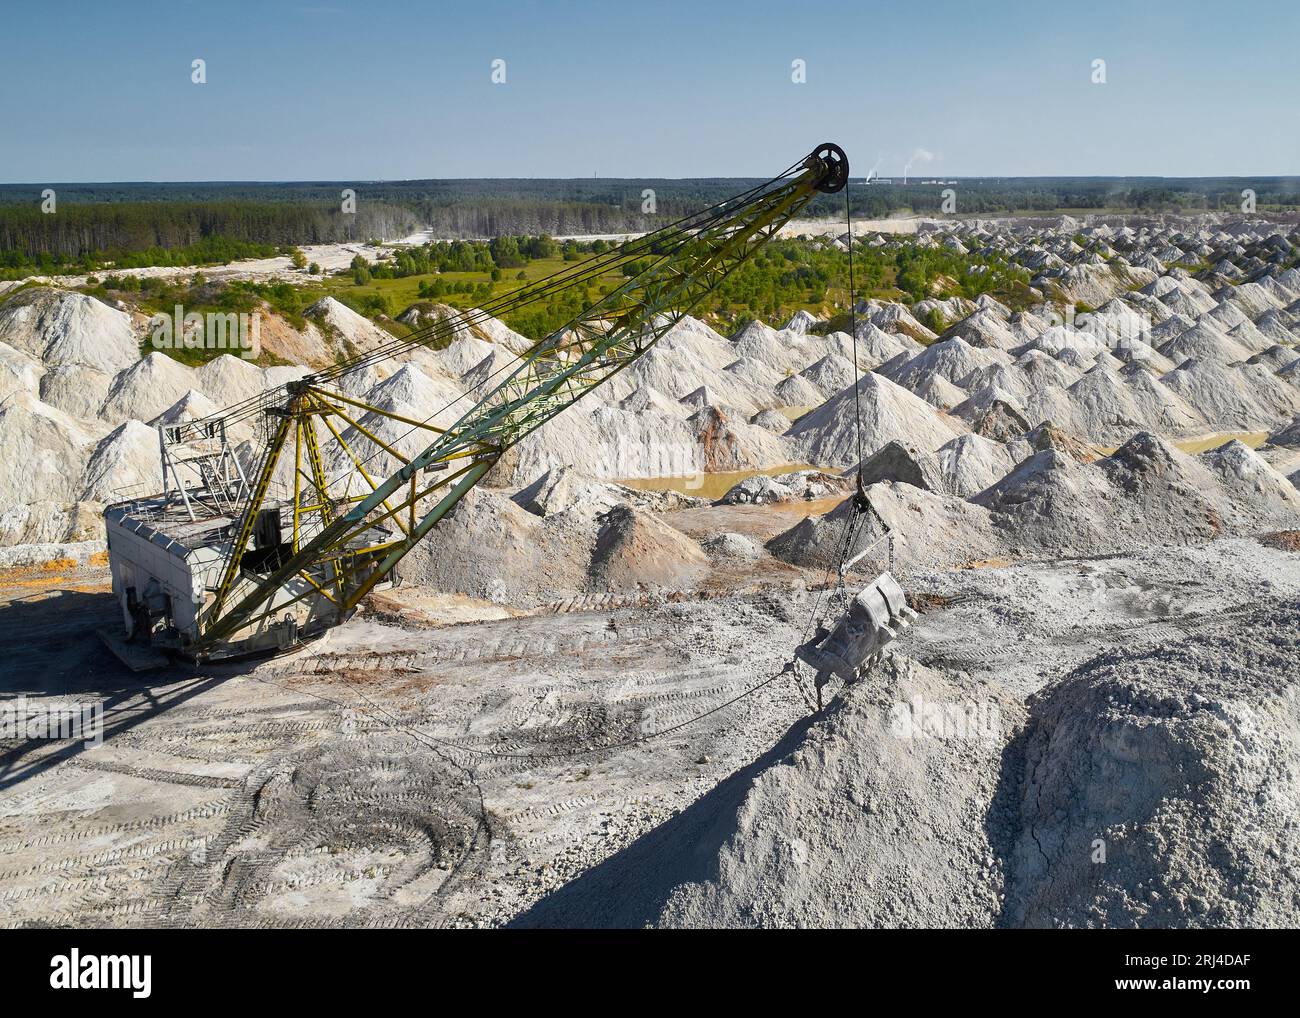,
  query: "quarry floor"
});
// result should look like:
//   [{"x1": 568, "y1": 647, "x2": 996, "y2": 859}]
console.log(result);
[{"x1": 1, "y1": 529, "x2": 1297, "y2": 928}]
